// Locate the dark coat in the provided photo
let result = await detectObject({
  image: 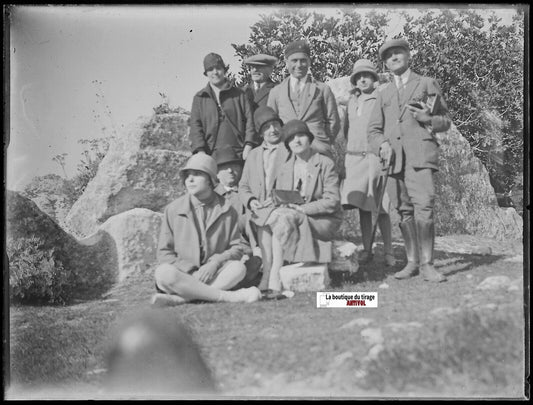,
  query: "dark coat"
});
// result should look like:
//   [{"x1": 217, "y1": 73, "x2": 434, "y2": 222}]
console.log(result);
[
  {"x1": 189, "y1": 83, "x2": 258, "y2": 155},
  {"x1": 367, "y1": 72, "x2": 451, "y2": 173},
  {"x1": 241, "y1": 79, "x2": 277, "y2": 111}
]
